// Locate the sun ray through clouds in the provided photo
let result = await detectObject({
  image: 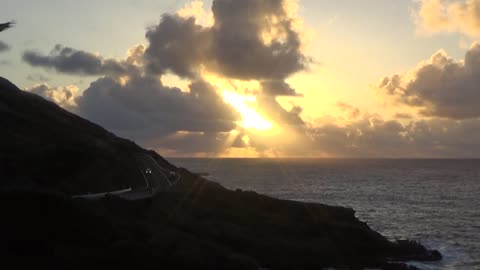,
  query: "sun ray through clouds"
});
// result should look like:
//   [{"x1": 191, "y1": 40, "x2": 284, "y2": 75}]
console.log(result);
[{"x1": 222, "y1": 90, "x2": 274, "y2": 131}]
